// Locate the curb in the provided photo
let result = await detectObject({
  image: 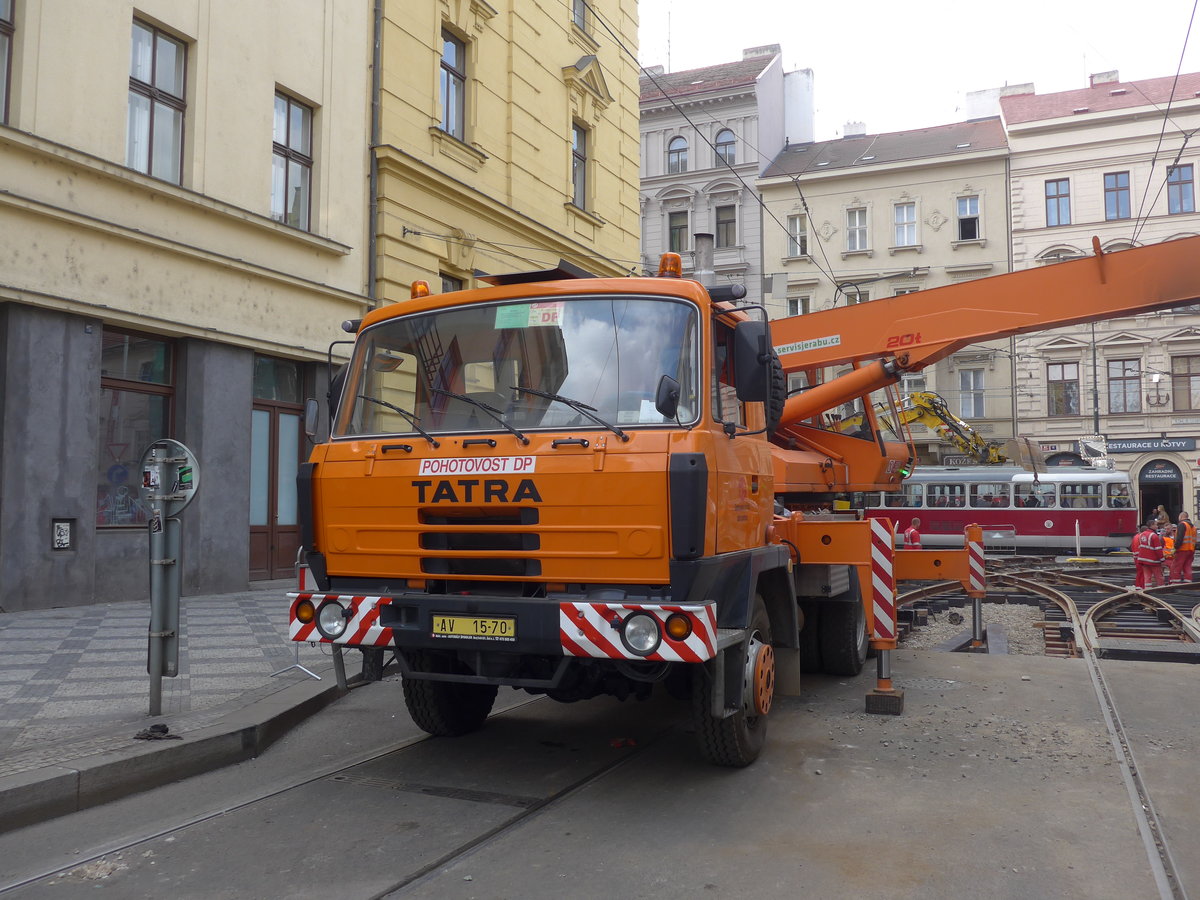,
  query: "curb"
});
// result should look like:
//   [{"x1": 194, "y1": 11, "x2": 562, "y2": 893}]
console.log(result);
[{"x1": 0, "y1": 676, "x2": 347, "y2": 835}]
